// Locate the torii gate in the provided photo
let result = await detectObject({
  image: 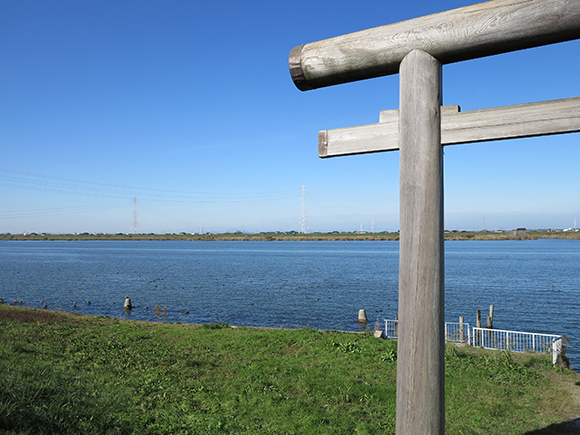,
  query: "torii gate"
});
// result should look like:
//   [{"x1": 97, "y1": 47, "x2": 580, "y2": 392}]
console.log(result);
[{"x1": 288, "y1": 0, "x2": 580, "y2": 433}]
